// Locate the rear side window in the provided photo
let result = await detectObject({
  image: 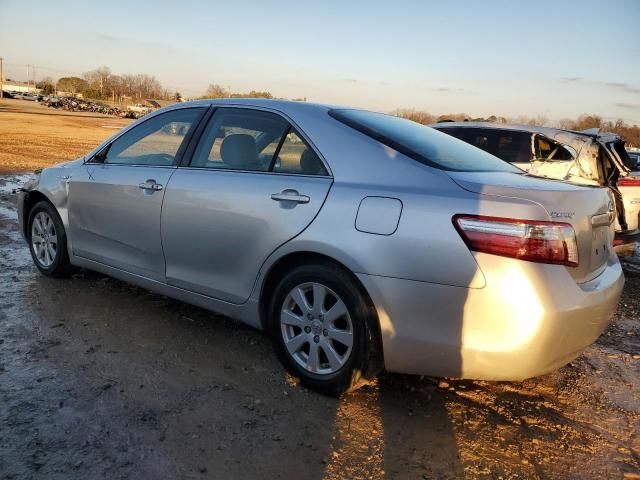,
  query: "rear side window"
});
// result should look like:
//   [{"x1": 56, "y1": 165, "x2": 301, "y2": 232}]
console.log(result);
[
  {"x1": 533, "y1": 135, "x2": 574, "y2": 161},
  {"x1": 496, "y1": 132, "x2": 532, "y2": 163},
  {"x1": 330, "y1": 109, "x2": 520, "y2": 172},
  {"x1": 441, "y1": 127, "x2": 532, "y2": 164},
  {"x1": 272, "y1": 130, "x2": 328, "y2": 175}
]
